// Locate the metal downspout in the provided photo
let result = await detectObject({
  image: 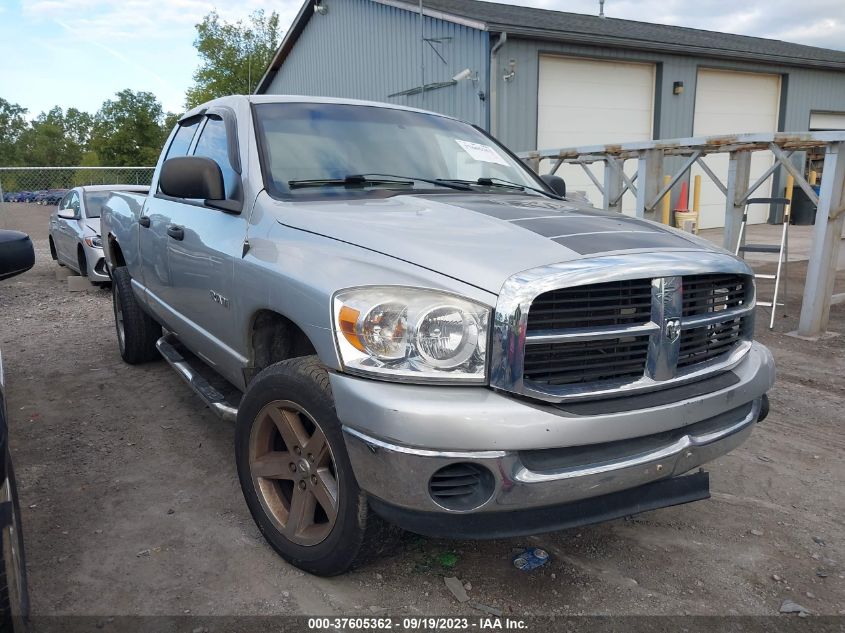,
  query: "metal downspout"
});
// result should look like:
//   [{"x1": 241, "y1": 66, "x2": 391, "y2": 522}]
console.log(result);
[{"x1": 489, "y1": 32, "x2": 507, "y2": 136}]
